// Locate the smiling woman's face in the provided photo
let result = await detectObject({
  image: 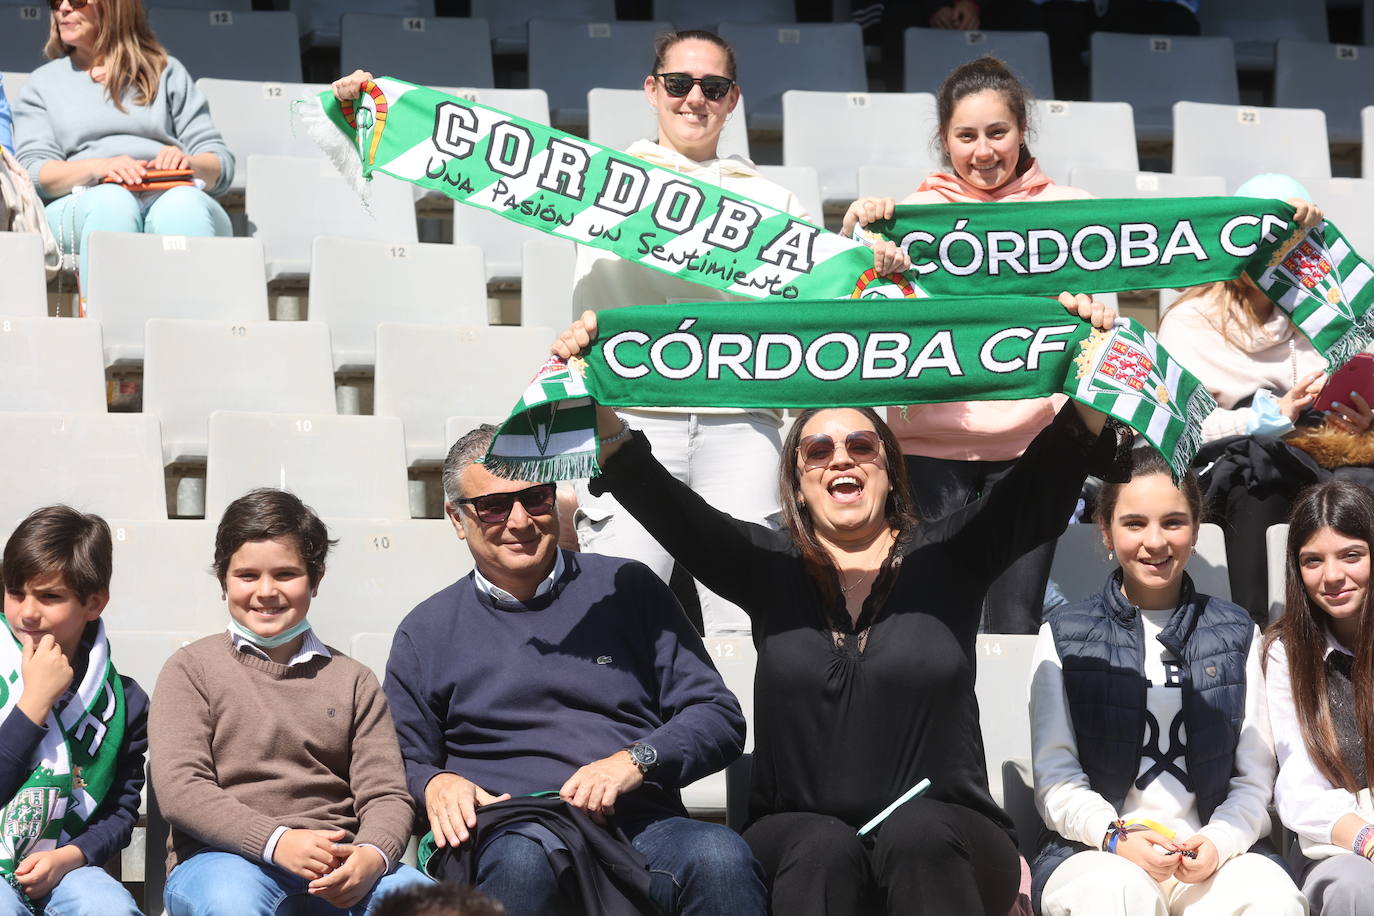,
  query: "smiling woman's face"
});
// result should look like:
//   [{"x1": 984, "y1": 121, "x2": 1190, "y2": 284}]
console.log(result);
[
  {"x1": 943, "y1": 88, "x2": 1025, "y2": 192},
  {"x1": 794, "y1": 408, "x2": 893, "y2": 549},
  {"x1": 644, "y1": 38, "x2": 738, "y2": 161}
]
